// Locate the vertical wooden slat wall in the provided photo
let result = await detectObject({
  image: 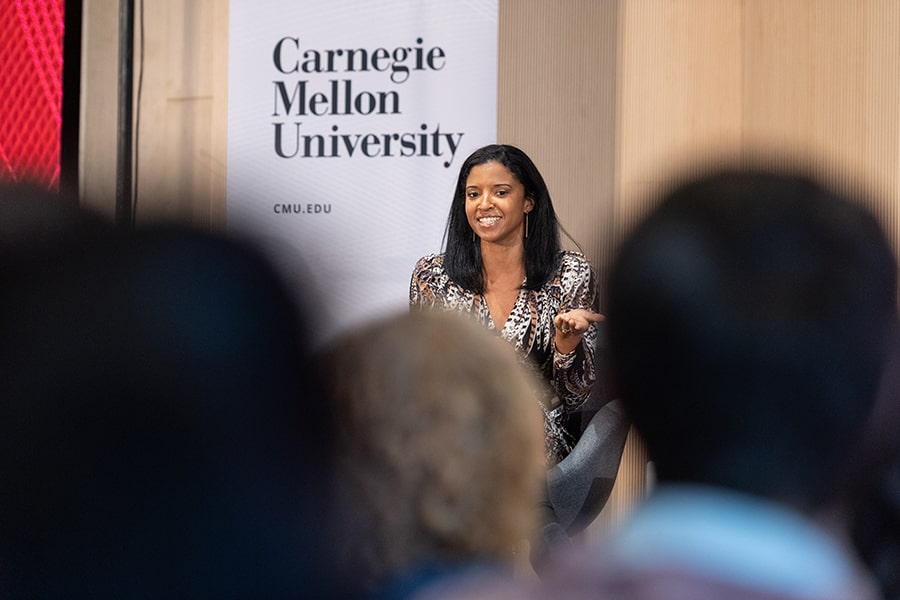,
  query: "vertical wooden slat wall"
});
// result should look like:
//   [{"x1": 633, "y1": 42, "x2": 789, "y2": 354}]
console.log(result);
[
  {"x1": 742, "y1": 0, "x2": 900, "y2": 246},
  {"x1": 78, "y1": 0, "x2": 900, "y2": 540},
  {"x1": 497, "y1": 0, "x2": 647, "y2": 540},
  {"x1": 617, "y1": 0, "x2": 744, "y2": 231},
  {"x1": 497, "y1": 0, "x2": 619, "y2": 277}
]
